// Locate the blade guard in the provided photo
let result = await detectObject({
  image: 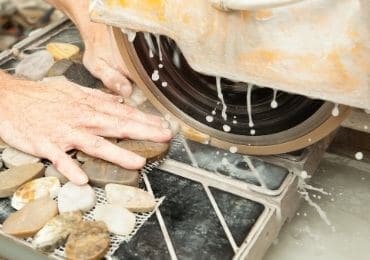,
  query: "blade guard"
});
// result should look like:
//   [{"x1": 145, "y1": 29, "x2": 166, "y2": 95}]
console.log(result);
[{"x1": 90, "y1": 0, "x2": 370, "y2": 110}]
